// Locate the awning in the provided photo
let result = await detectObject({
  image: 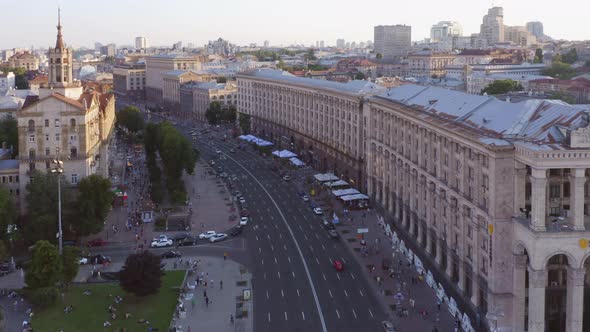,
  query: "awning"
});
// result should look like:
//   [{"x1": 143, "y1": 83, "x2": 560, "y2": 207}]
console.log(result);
[
  {"x1": 332, "y1": 188, "x2": 361, "y2": 197},
  {"x1": 340, "y1": 193, "x2": 370, "y2": 201},
  {"x1": 239, "y1": 135, "x2": 273, "y2": 146},
  {"x1": 313, "y1": 173, "x2": 339, "y2": 182},
  {"x1": 324, "y1": 180, "x2": 349, "y2": 188},
  {"x1": 289, "y1": 157, "x2": 305, "y2": 166},
  {"x1": 272, "y1": 150, "x2": 297, "y2": 158}
]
